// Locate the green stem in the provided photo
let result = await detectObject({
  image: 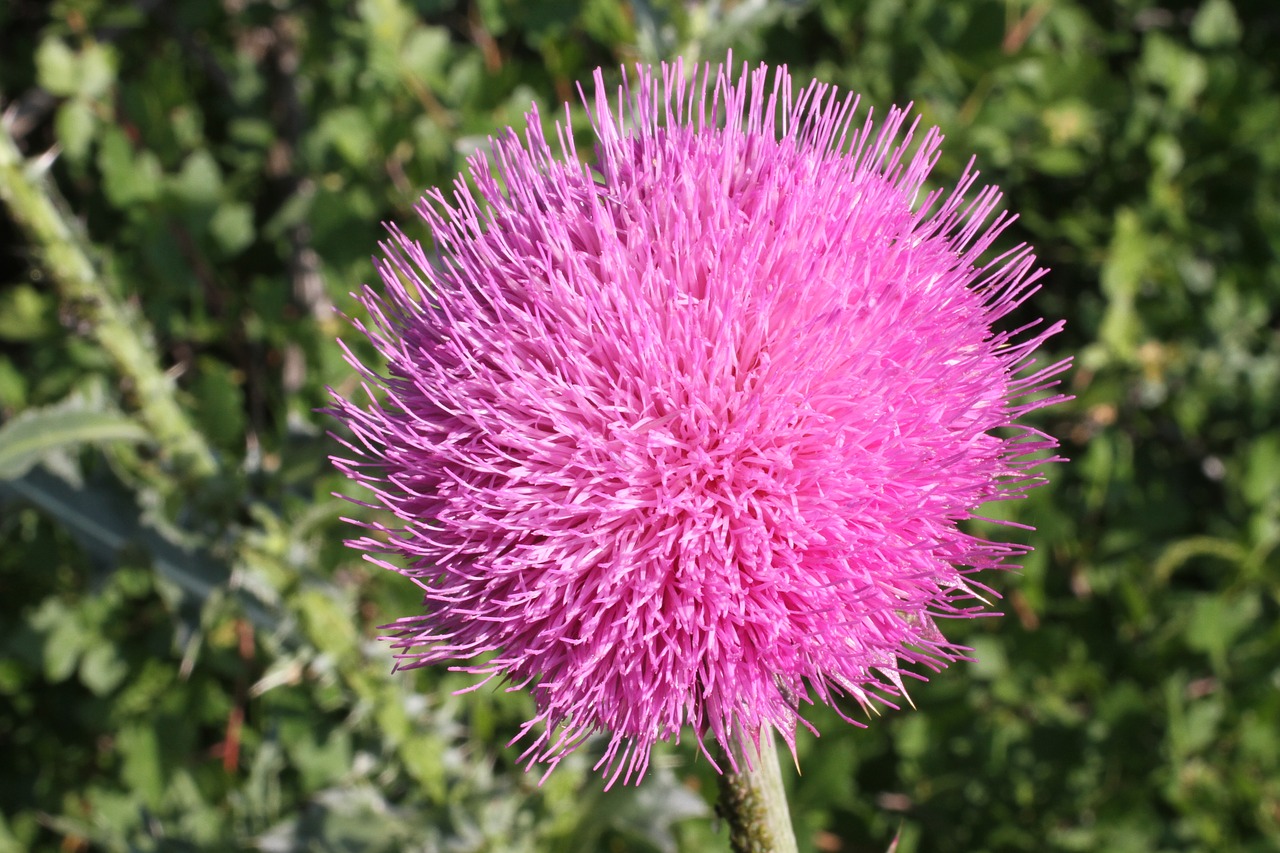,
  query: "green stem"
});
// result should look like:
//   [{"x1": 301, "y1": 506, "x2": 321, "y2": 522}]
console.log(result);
[
  {"x1": 0, "y1": 122, "x2": 217, "y2": 481},
  {"x1": 717, "y1": 728, "x2": 799, "y2": 853}
]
